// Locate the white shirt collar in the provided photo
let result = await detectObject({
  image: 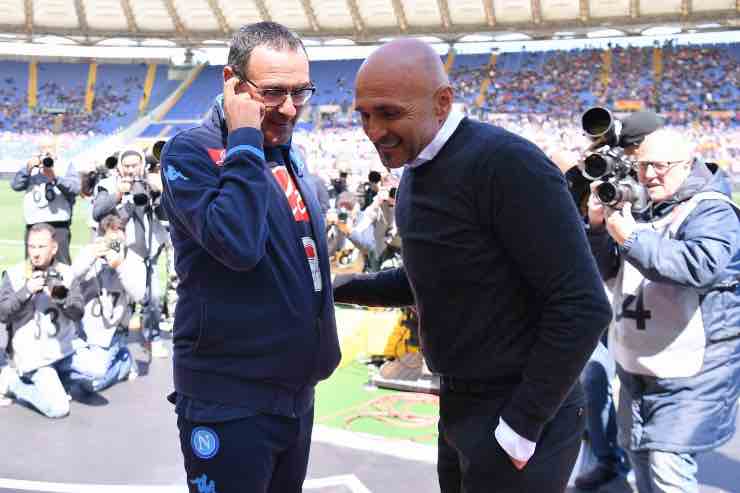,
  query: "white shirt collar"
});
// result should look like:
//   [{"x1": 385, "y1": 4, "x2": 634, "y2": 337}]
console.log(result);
[{"x1": 406, "y1": 109, "x2": 465, "y2": 169}]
